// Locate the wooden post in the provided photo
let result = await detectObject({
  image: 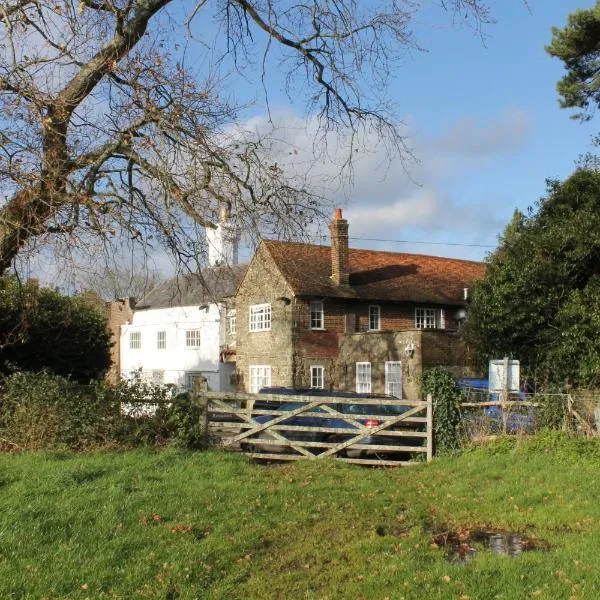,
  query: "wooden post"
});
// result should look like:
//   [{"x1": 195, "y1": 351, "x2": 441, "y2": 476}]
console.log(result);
[
  {"x1": 501, "y1": 355, "x2": 509, "y2": 435},
  {"x1": 192, "y1": 377, "x2": 209, "y2": 448},
  {"x1": 426, "y1": 393, "x2": 433, "y2": 462}
]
